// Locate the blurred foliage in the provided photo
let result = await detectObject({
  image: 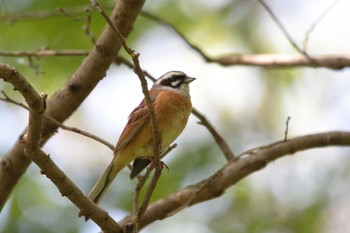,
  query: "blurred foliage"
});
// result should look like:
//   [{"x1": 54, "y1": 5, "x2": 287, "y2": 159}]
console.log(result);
[{"x1": 1, "y1": 0, "x2": 350, "y2": 233}]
